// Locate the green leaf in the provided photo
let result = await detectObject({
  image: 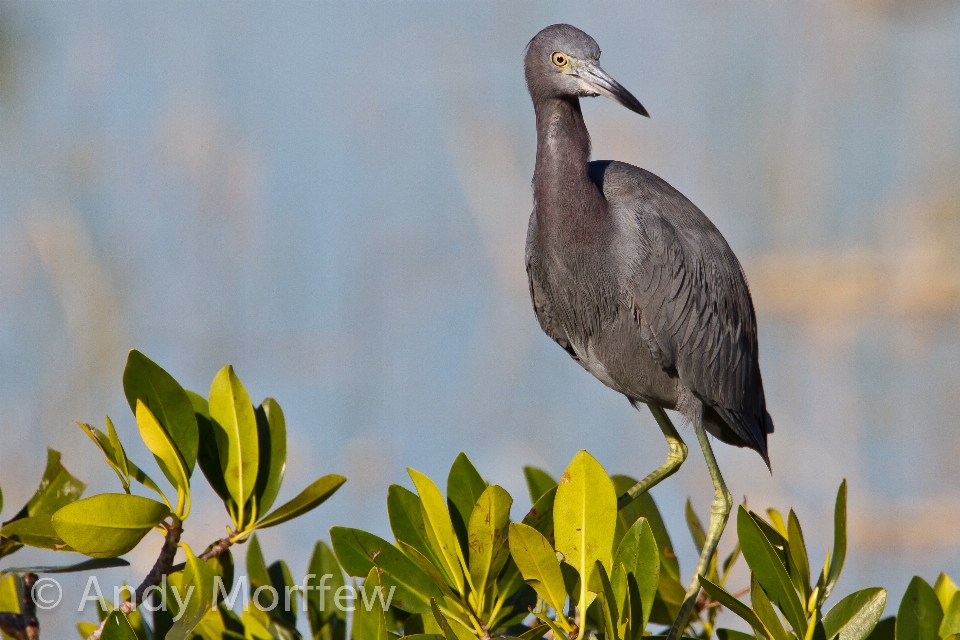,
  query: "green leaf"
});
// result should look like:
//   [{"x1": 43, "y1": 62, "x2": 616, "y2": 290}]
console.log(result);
[
  {"x1": 612, "y1": 475, "x2": 679, "y2": 582},
  {"x1": 787, "y1": 509, "x2": 811, "y2": 601},
  {"x1": 522, "y1": 486, "x2": 557, "y2": 541},
  {"x1": 398, "y1": 541, "x2": 461, "y2": 602},
  {"x1": 24, "y1": 448, "x2": 86, "y2": 517},
  {"x1": 699, "y1": 575, "x2": 766, "y2": 636},
  {"x1": 467, "y1": 484, "x2": 512, "y2": 600},
  {"x1": 306, "y1": 540, "x2": 347, "y2": 636},
  {"x1": 824, "y1": 480, "x2": 847, "y2": 601},
  {"x1": 389, "y1": 485, "x2": 443, "y2": 569},
  {"x1": 446, "y1": 453, "x2": 486, "y2": 545},
  {"x1": 252, "y1": 399, "x2": 287, "y2": 518},
  {"x1": 935, "y1": 574, "x2": 959, "y2": 613},
  {"x1": 267, "y1": 559, "x2": 297, "y2": 628},
  {"x1": 189, "y1": 390, "x2": 233, "y2": 507},
  {"x1": 518, "y1": 624, "x2": 549, "y2": 640},
  {"x1": 752, "y1": 574, "x2": 790, "y2": 640},
  {"x1": 78, "y1": 421, "x2": 129, "y2": 489},
  {"x1": 430, "y1": 598, "x2": 474, "y2": 640},
  {"x1": 942, "y1": 592, "x2": 960, "y2": 637},
  {"x1": 0, "y1": 515, "x2": 70, "y2": 550},
  {"x1": 167, "y1": 545, "x2": 217, "y2": 640},
  {"x1": 738, "y1": 505, "x2": 806, "y2": 635},
  {"x1": 353, "y1": 567, "x2": 390, "y2": 640},
  {"x1": 330, "y1": 526, "x2": 443, "y2": 614},
  {"x1": 208, "y1": 365, "x2": 260, "y2": 521},
  {"x1": 136, "y1": 400, "x2": 190, "y2": 516},
  {"x1": 614, "y1": 517, "x2": 660, "y2": 632},
  {"x1": 684, "y1": 499, "x2": 706, "y2": 553},
  {"x1": 596, "y1": 561, "x2": 621, "y2": 640},
  {"x1": 246, "y1": 533, "x2": 271, "y2": 591},
  {"x1": 896, "y1": 576, "x2": 942, "y2": 640},
  {"x1": 554, "y1": 450, "x2": 616, "y2": 596},
  {"x1": 254, "y1": 474, "x2": 345, "y2": 529},
  {"x1": 123, "y1": 350, "x2": 199, "y2": 474},
  {"x1": 409, "y1": 468, "x2": 465, "y2": 594},
  {"x1": 823, "y1": 587, "x2": 887, "y2": 640},
  {"x1": 523, "y1": 467, "x2": 557, "y2": 504},
  {"x1": 101, "y1": 610, "x2": 140, "y2": 640},
  {"x1": 507, "y1": 522, "x2": 567, "y2": 615},
  {"x1": 52, "y1": 493, "x2": 170, "y2": 558},
  {"x1": 0, "y1": 558, "x2": 129, "y2": 575}
]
